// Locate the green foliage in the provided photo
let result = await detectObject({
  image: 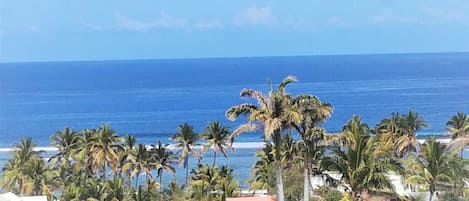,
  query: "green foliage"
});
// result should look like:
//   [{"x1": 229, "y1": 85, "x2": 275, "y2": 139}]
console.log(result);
[
  {"x1": 438, "y1": 190, "x2": 467, "y2": 201},
  {"x1": 163, "y1": 181, "x2": 186, "y2": 201},
  {"x1": 374, "y1": 110, "x2": 428, "y2": 157},
  {"x1": 200, "y1": 121, "x2": 232, "y2": 166},
  {"x1": 323, "y1": 115, "x2": 403, "y2": 199},
  {"x1": 403, "y1": 138, "x2": 469, "y2": 200},
  {"x1": 315, "y1": 186, "x2": 344, "y2": 201},
  {"x1": 188, "y1": 164, "x2": 239, "y2": 200},
  {"x1": 0, "y1": 137, "x2": 58, "y2": 197},
  {"x1": 283, "y1": 165, "x2": 303, "y2": 201}
]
